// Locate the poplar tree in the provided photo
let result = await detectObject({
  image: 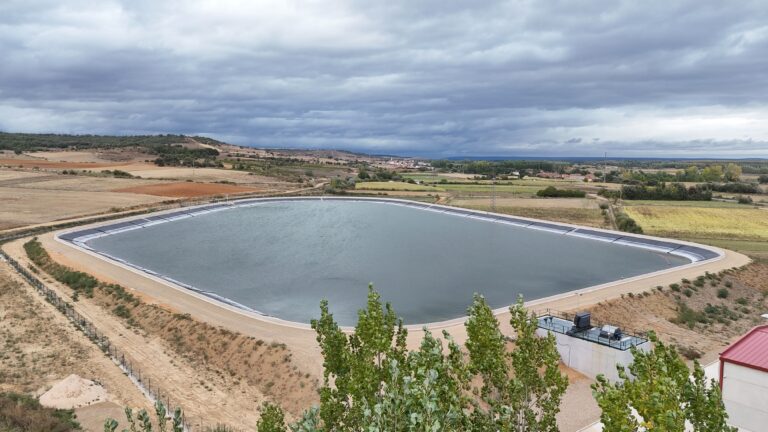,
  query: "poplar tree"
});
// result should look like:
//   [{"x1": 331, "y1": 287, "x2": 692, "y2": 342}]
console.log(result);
[{"x1": 592, "y1": 332, "x2": 735, "y2": 432}]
